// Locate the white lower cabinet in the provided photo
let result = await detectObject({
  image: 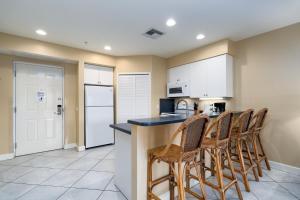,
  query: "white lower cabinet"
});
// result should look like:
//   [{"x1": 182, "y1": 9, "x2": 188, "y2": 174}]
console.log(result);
[{"x1": 177, "y1": 54, "x2": 233, "y2": 98}]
